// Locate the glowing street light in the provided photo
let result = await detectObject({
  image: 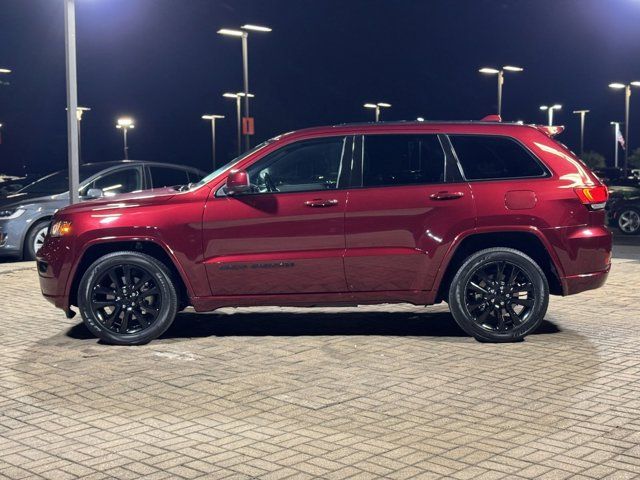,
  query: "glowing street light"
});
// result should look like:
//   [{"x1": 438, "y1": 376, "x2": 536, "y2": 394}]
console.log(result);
[
  {"x1": 0, "y1": 68, "x2": 11, "y2": 74},
  {"x1": 540, "y1": 104, "x2": 562, "y2": 126},
  {"x1": 609, "y1": 81, "x2": 640, "y2": 174},
  {"x1": 116, "y1": 117, "x2": 135, "y2": 160},
  {"x1": 218, "y1": 24, "x2": 271, "y2": 151},
  {"x1": 364, "y1": 102, "x2": 391, "y2": 122},
  {"x1": 478, "y1": 65, "x2": 523, "y2": 117},
  {"x1": 572, "y1": 109, "x2": 590, "y2": 157},
  {"x1": 224, "y1": 92, "x2": 254, "y2": 157},
  {"x1": 66, "y1": 106, "x2": 91, "y2": 164},
  {"x1": 202, "y1": 114, "x2": 224, "y2": 168}
]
